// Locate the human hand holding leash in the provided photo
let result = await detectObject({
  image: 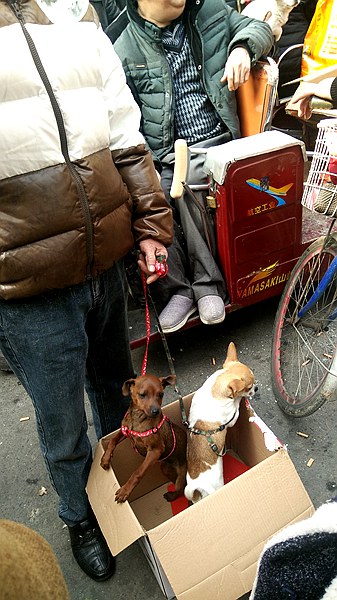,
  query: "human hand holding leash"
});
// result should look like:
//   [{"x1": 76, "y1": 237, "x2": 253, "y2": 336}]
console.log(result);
[
  {"x1": 220, "y1": 47, "x2": 251, "y2": 91},
  {"x1": 138, "y1": 239, "x2": 168, "y2": 283}
]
